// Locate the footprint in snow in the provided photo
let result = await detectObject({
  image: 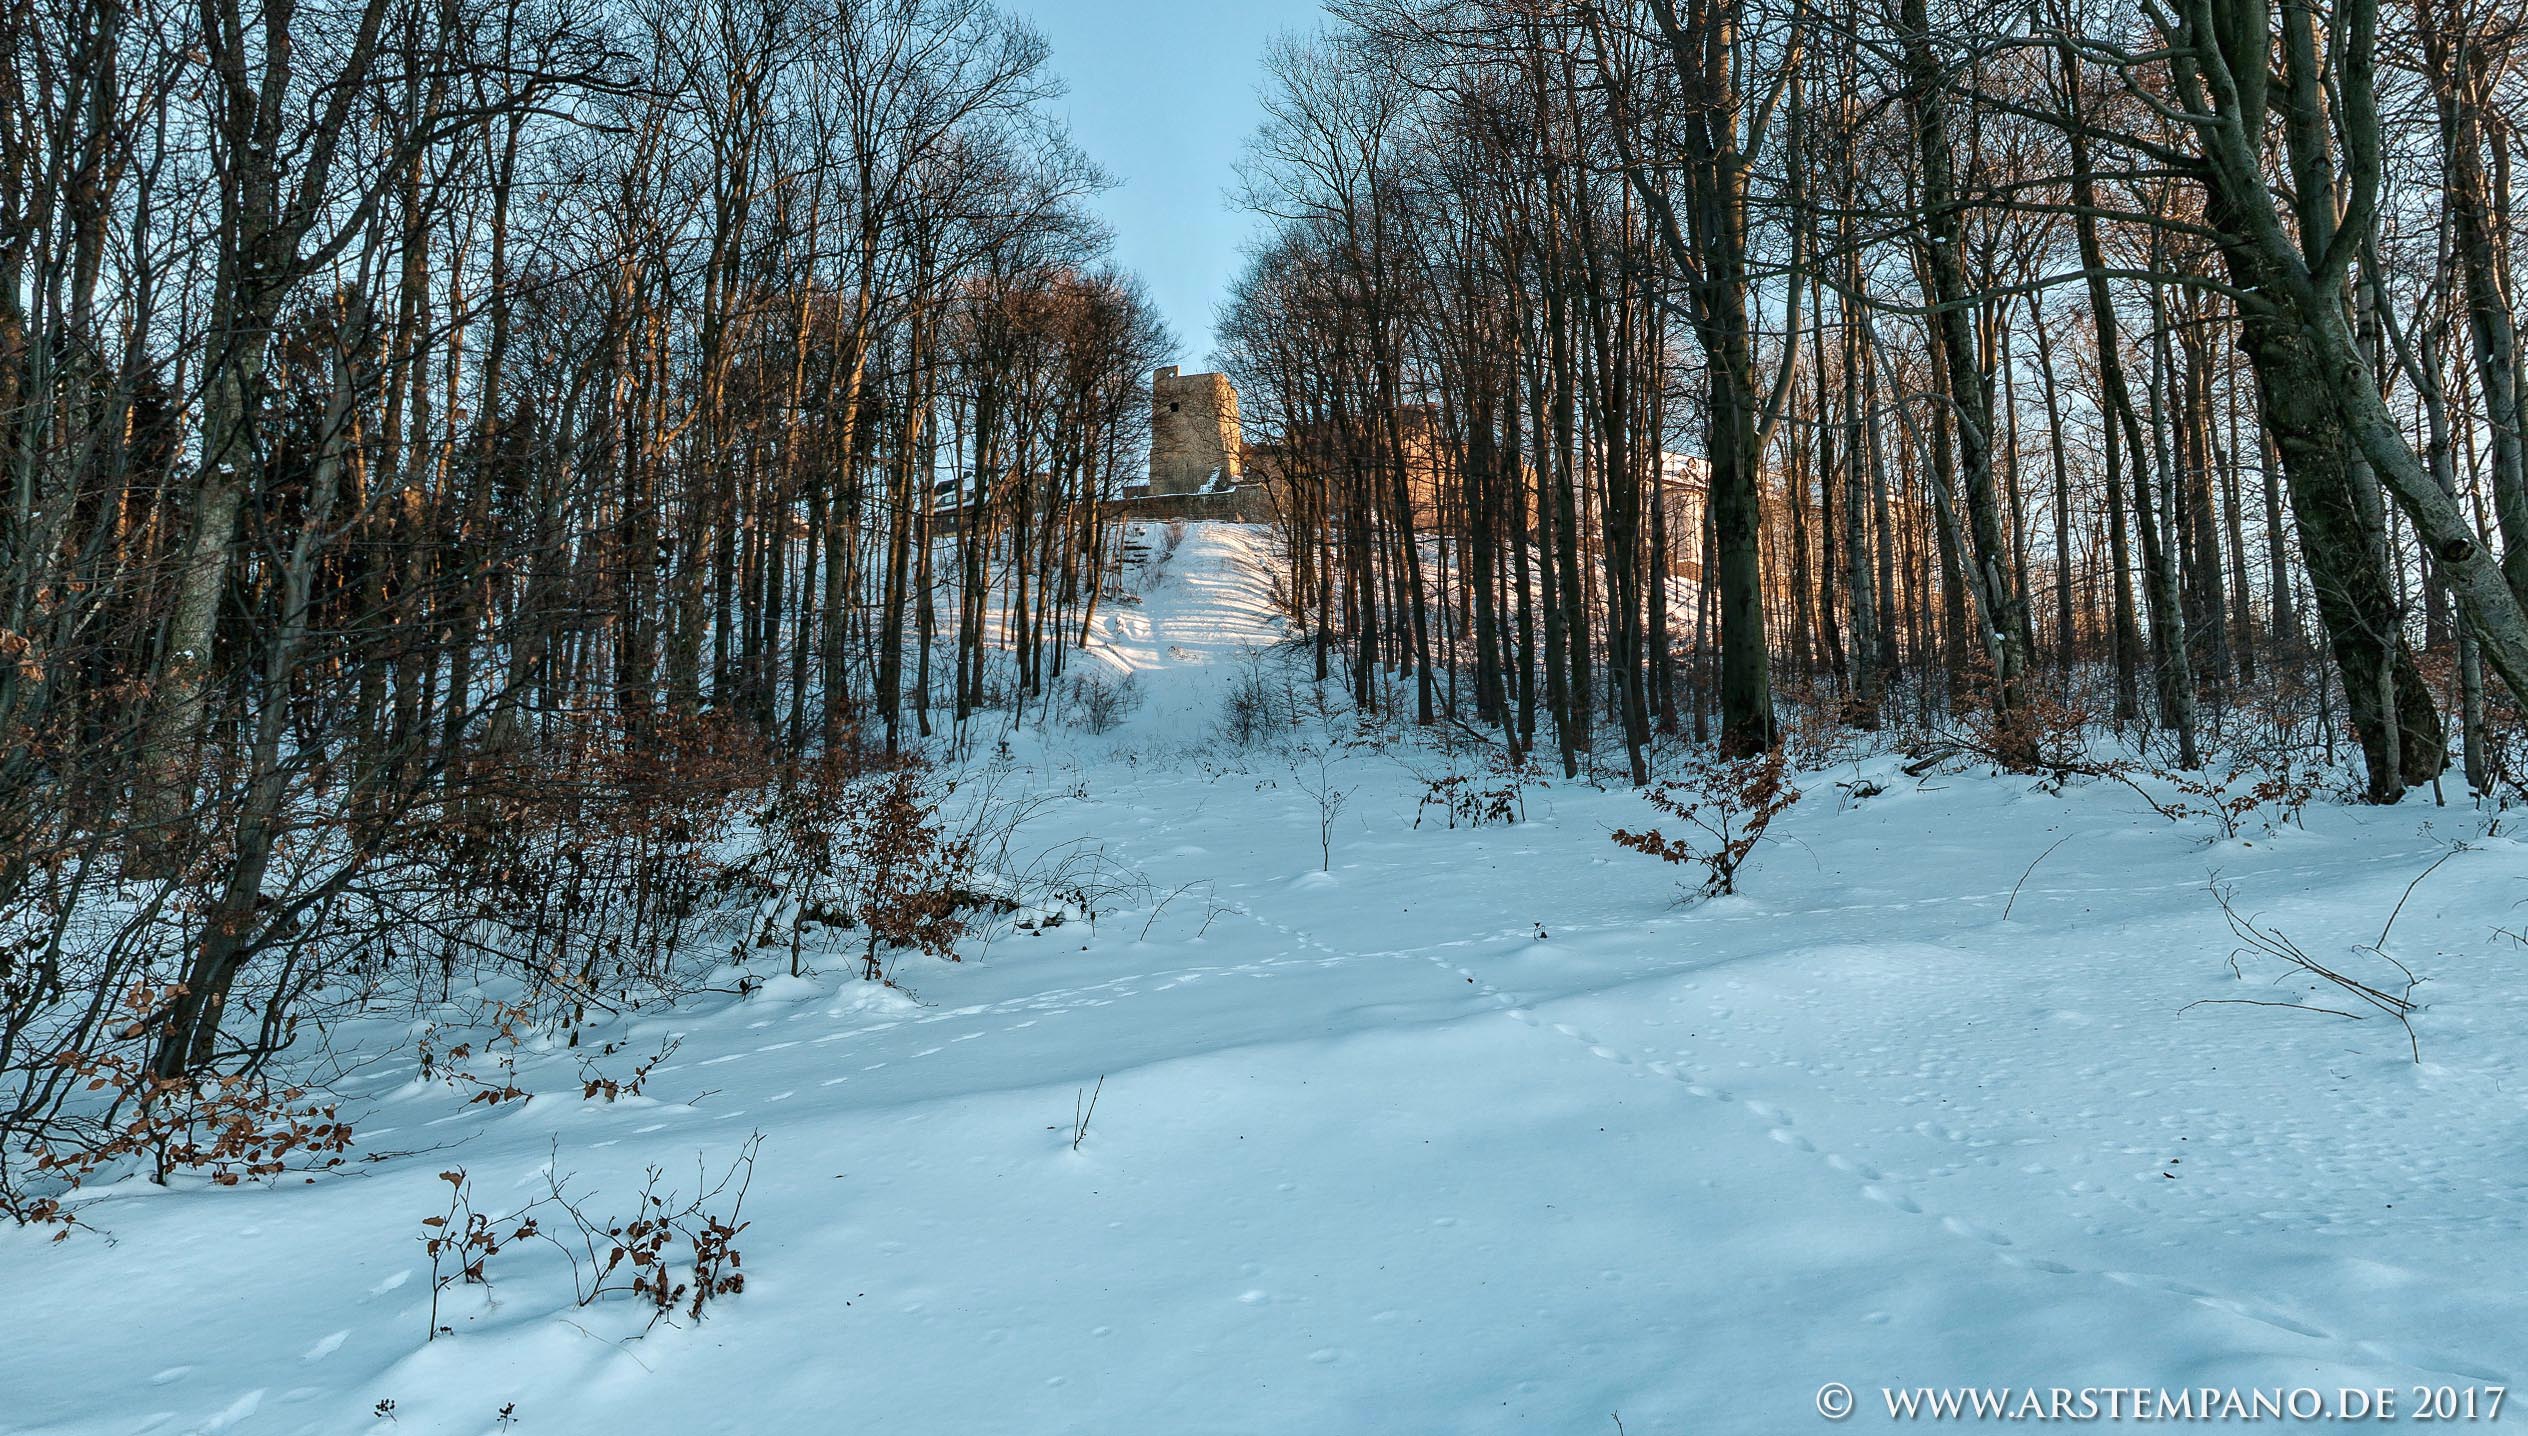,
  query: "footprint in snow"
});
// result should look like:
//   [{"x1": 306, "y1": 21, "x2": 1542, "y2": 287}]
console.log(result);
[
  {"x1": 196, "y1": 1389, "x2": 263, "y2": 1432},
  {"x1": 1940, "y1": 1216, "x2": 2012, "y2": 1246},
  {"x1": 2354, "y1": 1342, "x2": 2510, "y2": 1384},
  {"x1": 2196, "y1": 1297, "x2": 2328, "y2": 1340},
  {"x1": 1998, "y1": 1253, "x2": 2077, "y2": 1275},
  {"x1": 2107, "y1": 1271, "x2": 2211, "y2": 1298},
  {"x1": 301, "y1": 1331, "x2": 348, "y2": 1361}
]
